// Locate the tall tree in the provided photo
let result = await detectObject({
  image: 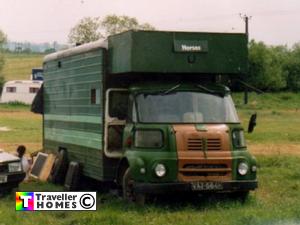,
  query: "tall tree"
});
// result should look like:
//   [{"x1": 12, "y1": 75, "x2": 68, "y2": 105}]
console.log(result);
[
  {"x1": 68, "y1": 15, "x2": 155, "y2": 44},
  {"x1": 68, "y1": 17, "x2": 103, "y2": 44},
  {"x1": 101, "y1": 15, "x2": 155, "y2": 37}
]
